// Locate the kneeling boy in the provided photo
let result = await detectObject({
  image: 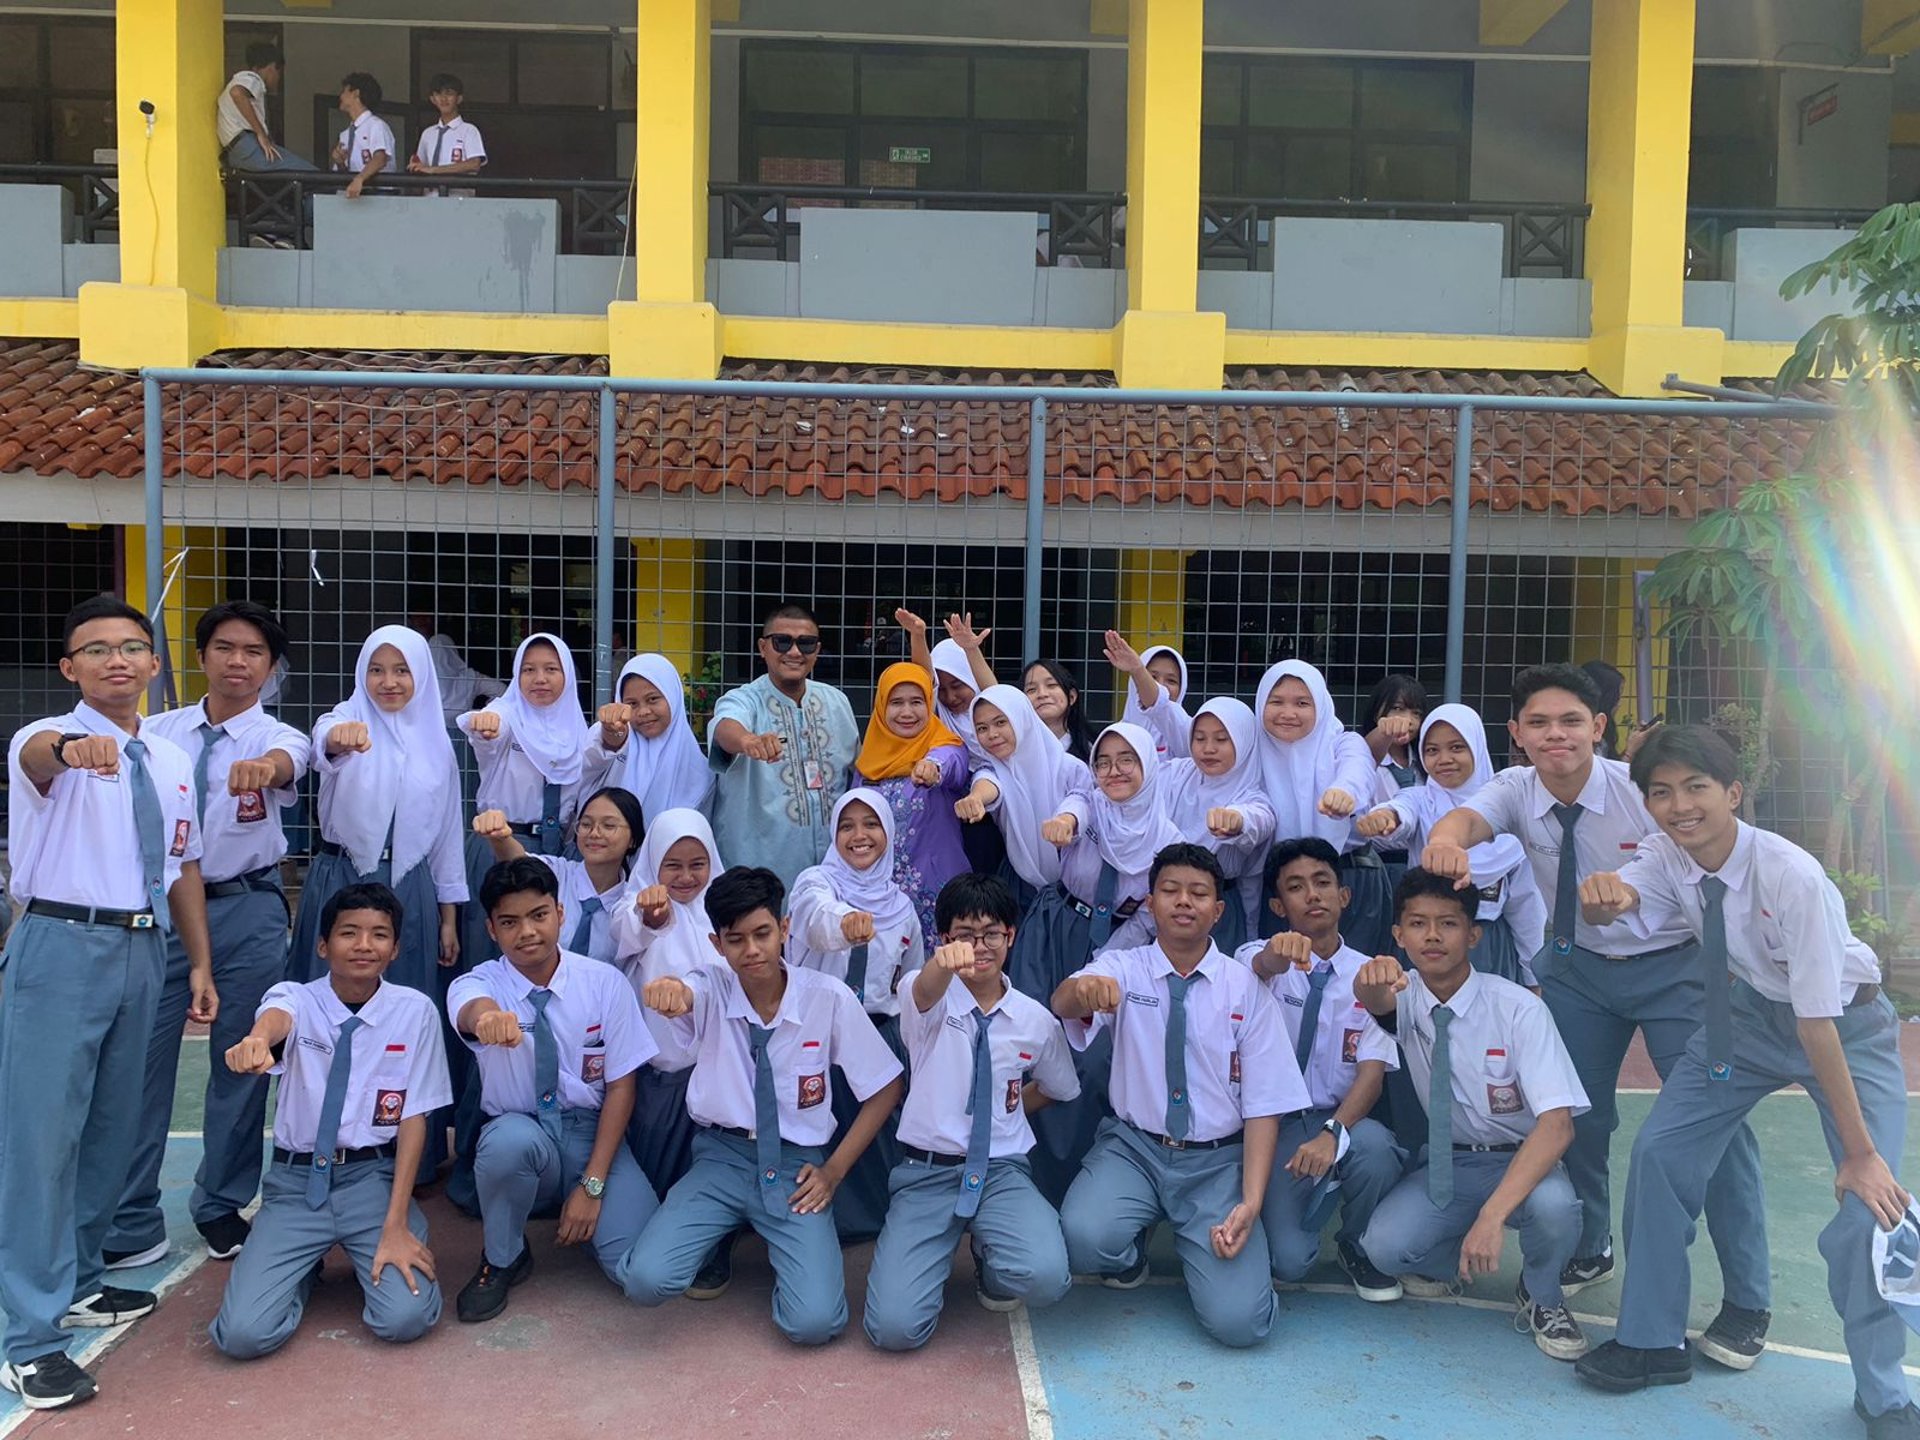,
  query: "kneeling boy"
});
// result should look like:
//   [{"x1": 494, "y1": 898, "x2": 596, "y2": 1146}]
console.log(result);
[
  {"x1": 1573, "y1": 727, "x2": 1914, "y2": 1436},
  {"x1": 450, "y1": 858, "x2": 657, "y2": 1323},
  {"x1": 1238, "y1": 838, "x2": 1405, "y2": 1298},
  {"x1": 209, "y1": 883, "x2": 449, "y2": 1358},
  {"x1": 1053, "y1": 844, "x2": 1304, "y2": 1348},
  {"x1": 1357, "y1": 868, "x2": 1591, "y2": 1362},
  {"x1": 621, "y1": 867, "x2": 905, "y2": 1346},
  {"x1": 865, "y1": 874, "x2": 1080, "y2": 1350}
]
